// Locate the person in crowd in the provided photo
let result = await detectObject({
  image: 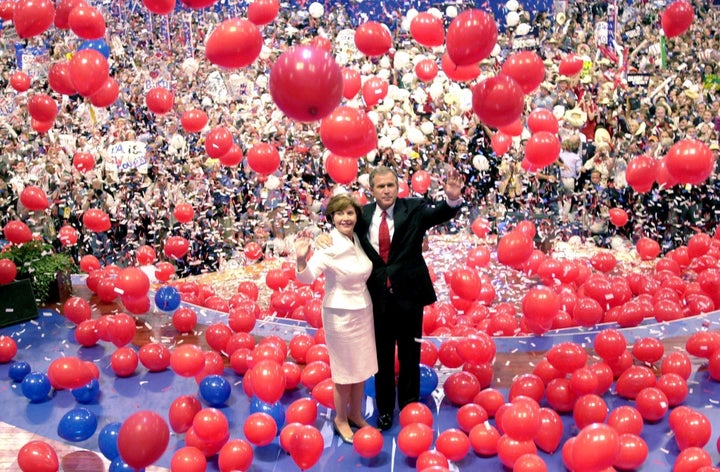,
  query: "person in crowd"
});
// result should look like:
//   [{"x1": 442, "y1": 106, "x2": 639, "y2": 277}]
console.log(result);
[{"x1": 294, "y1": 194, "x2": 376, "y2": 443}]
